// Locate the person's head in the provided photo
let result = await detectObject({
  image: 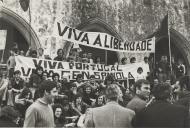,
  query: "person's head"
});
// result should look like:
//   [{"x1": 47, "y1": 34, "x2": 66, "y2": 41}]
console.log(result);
[
  {"x1": 153, "y1": 78, "x2": 159, "y2": 86},
  {"x1": 104, "y1": 74, "x2": 115, "y2": 86},
  {"x1": 144, "y1": 57, "x2": 149, "y2": 63},
  {"x1": 42, "y1": 71, "x2": 48, "y2": 80},
  {"x1": 121, "y1": 57, "x2": 127, "y2": 65},
  {"x1": 38, "y1": 48, "x2": 44, "y2": 56},
  {"x1": 39, "y1": 80, "x2": 58, "y2": 104},
  {"x1": 74, "y1": 94, "x2": 83, "y2": 104},
  {"x1": 0, "y1": 106, "x2": 20, "y2": 123},
  {"x1": 152, "y1": 83, "x2": 172, "y2": 101},
  {"x1": 52, "y1": 104, "x2": 63, "y2": 118},
  {"x1": 52, "y1": 73, "x2": 60, "y2": 82},
  {"x1": 161, "y1": 55, "x2": 168, "y2": 62},
  {"x1": 94, "y1": 56, "x2": 101, "y2": 63},
  {"x1": 31, "y1": 50, "x2": 37, "y2": 58},
  {"x1": 96, "y1": 94, "x2": 106, "y2": 105},
  {"x1": 179, "y1": 76, "x2": 190, "y2": 91},
  {"x1": 57, "y1": 49, "x2": 64, "y2": 57},
  {"x1": 62, "y1": 76, "x2": 69, "y2": 83},
  {"x1": 36, "y1": 66, "x2": 43, "y2": 75},
  {"x1": 19, "y1": 87, "x2": 32, "y2": 99},
  {"x1": 70, "y1": 83, "x2": 77, "y2": 94},
  {"x1": 63, "y1": 102, "x2": 70, "y2": 111},
  {"x1": 130, "y1": 57, "x2": 136, "y2": 63},
  {"x1": 137, "y1": 67, "x2": 143, "y2": 74},
  {"x1": 105, "y1": 84, "x2": 121, "y2": 102},
  {"x1": 13, "y1": 70, "x2": 21, "y2": 79},
  {"x1": 87, "y1": 53, "x2": 92, "y2": 59},
  {"x1": 84, "y1": 84, "x2": 92, "y2": 94},
  {"x1": 76, "y1": 74, "x2": 83, "y2": 83},
  {"x1": 82, "y1": 53, "x2": 87, "y2": 58},
  {"x1": 135, "y1": 79, "x2": 151, "y2": 100}
]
